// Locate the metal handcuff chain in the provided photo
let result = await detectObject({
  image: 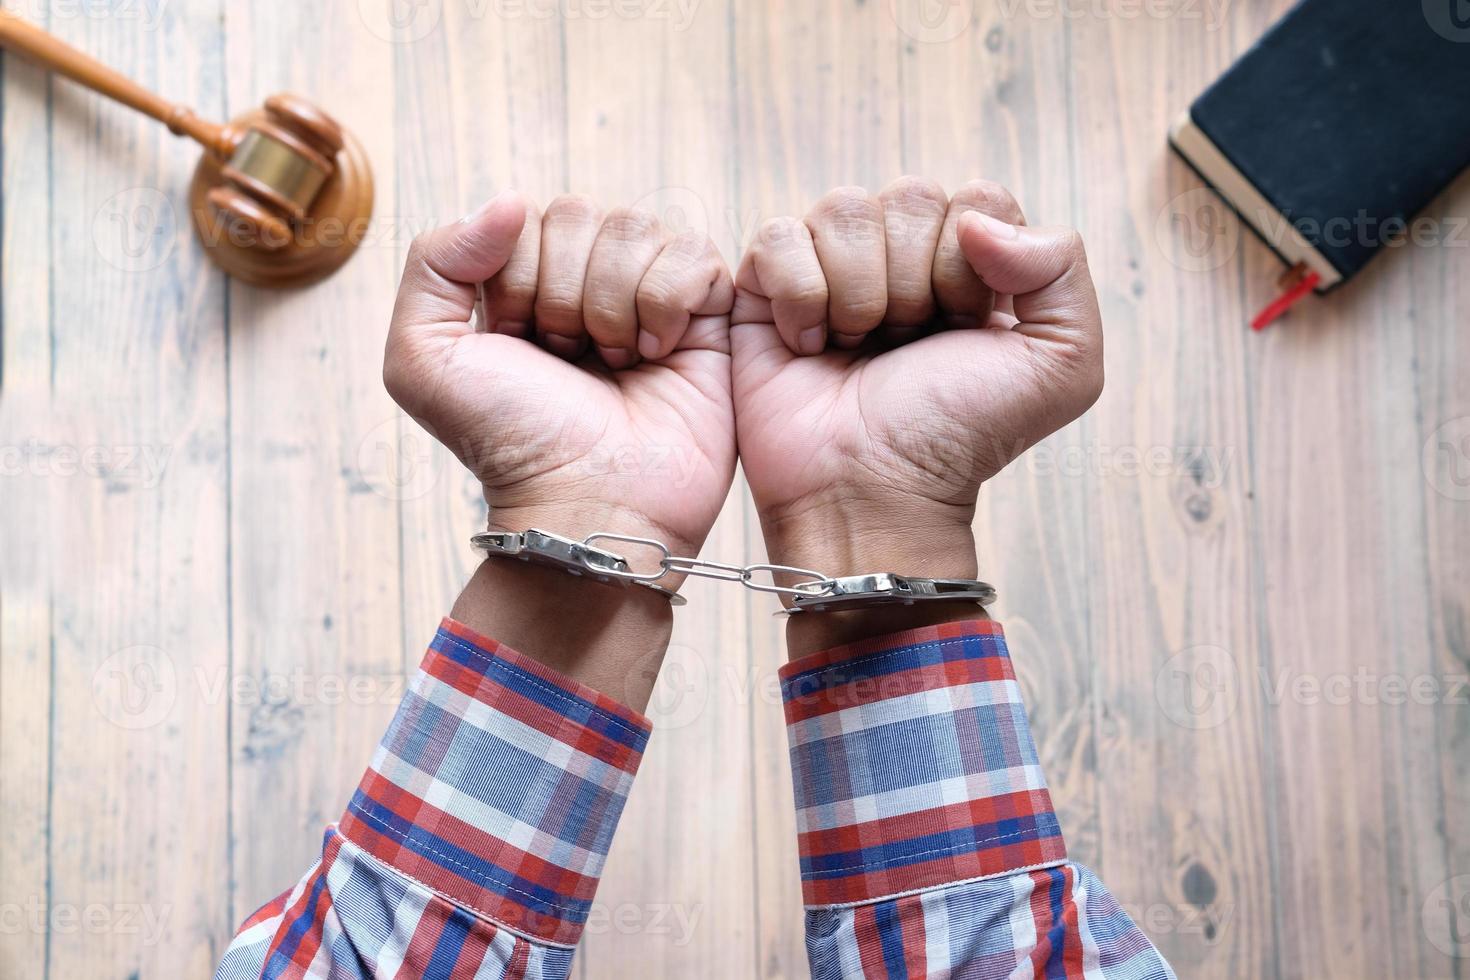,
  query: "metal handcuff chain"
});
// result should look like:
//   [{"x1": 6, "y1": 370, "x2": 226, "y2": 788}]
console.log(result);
[
  {"x1": 471, "y1": 528, "x2": 997, "y2": 614},
  {"x1": 582, "y1": 532, "x2": 833, "y2": 597}
]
